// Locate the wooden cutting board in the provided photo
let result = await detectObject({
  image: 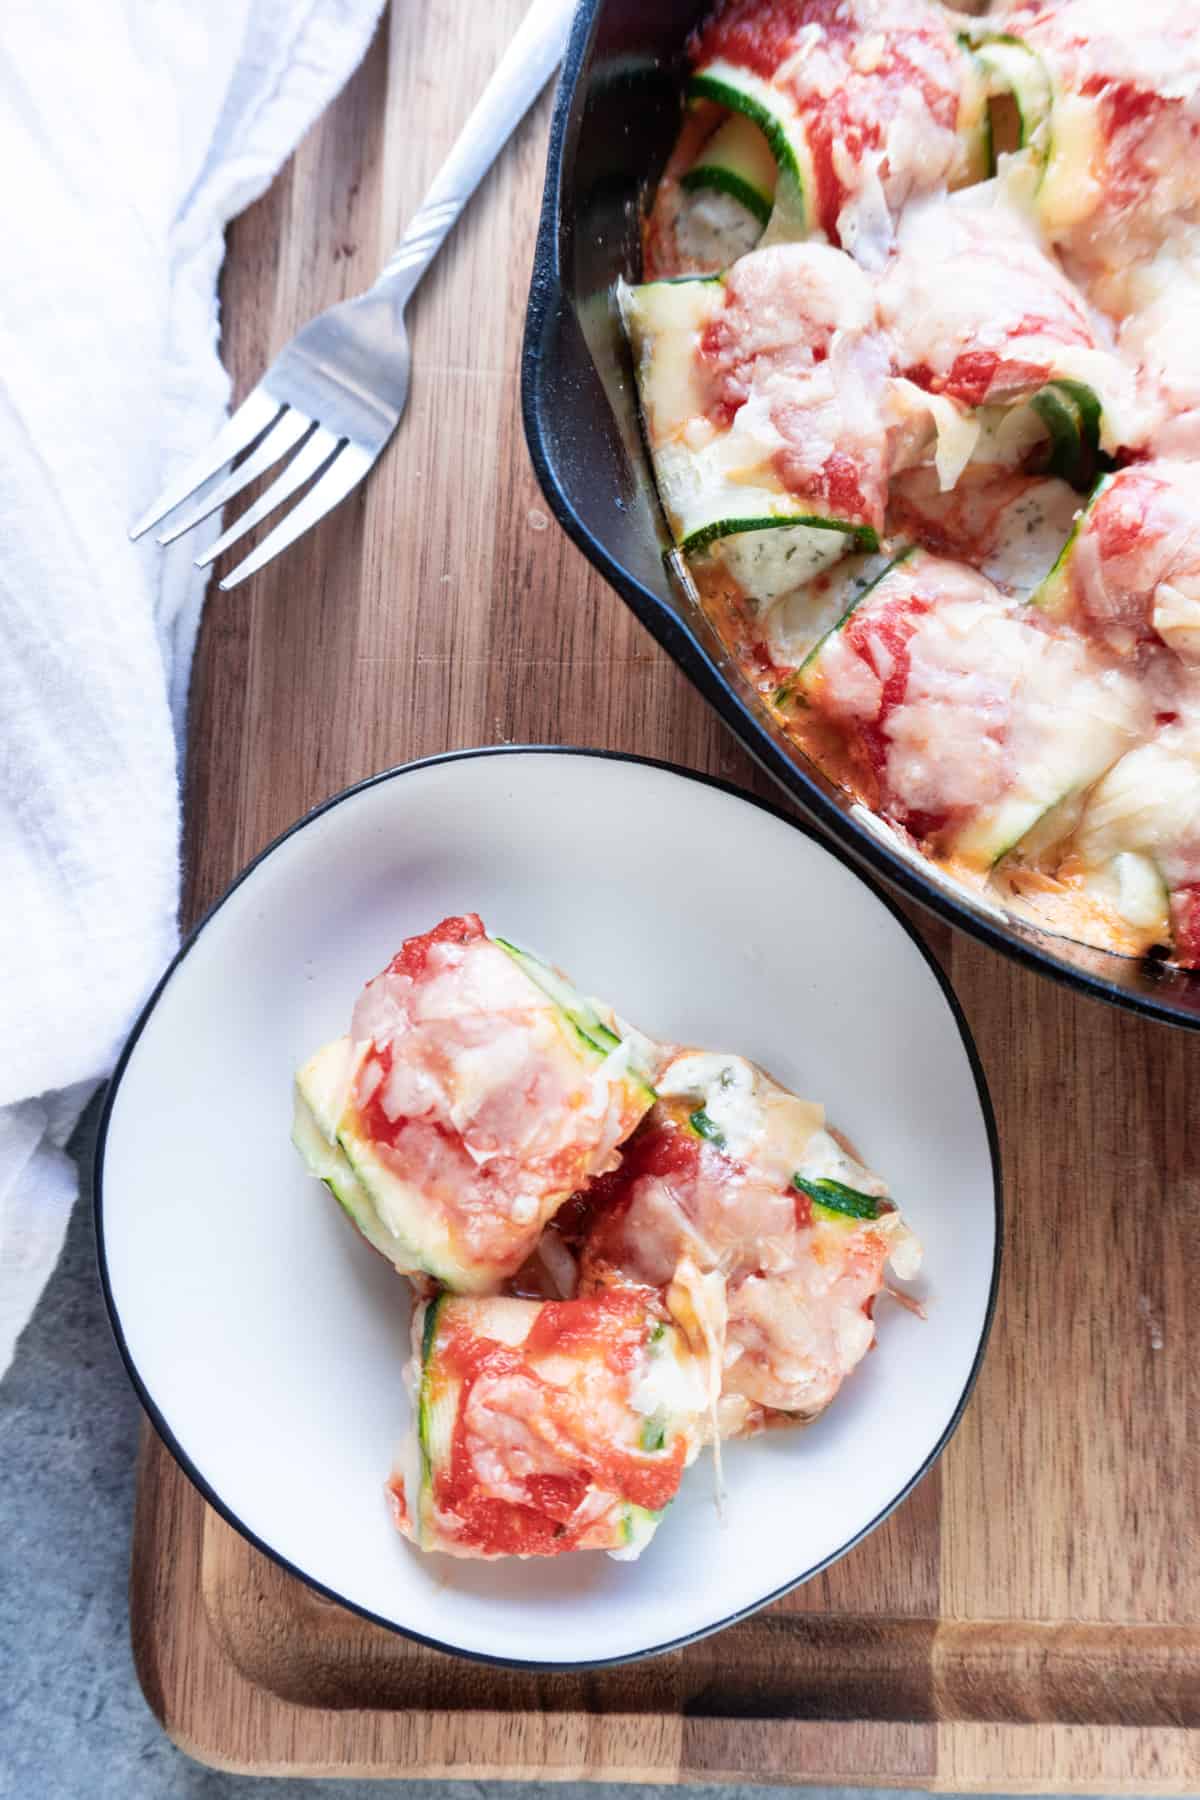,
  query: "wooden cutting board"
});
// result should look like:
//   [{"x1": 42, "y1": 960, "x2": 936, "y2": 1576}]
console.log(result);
[{"x1": 129, "y1": 3, "x2": 1200, "y2": 1785}]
